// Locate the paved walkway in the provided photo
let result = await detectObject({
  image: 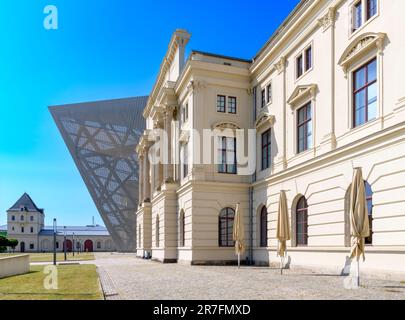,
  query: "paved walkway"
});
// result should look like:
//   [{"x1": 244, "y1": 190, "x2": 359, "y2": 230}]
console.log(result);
[{"x1": 89, "y1": 253, "x2": 405, "y2": 300}]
